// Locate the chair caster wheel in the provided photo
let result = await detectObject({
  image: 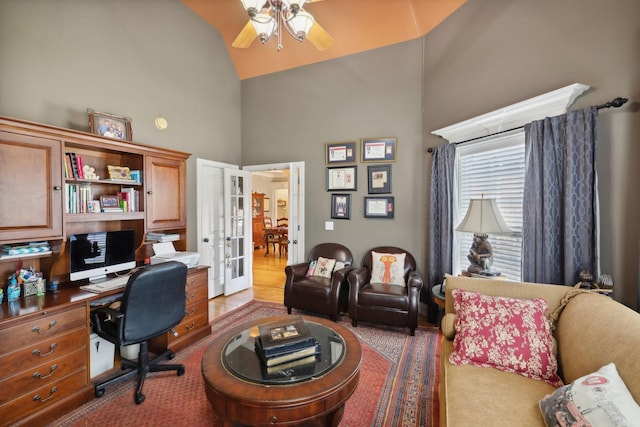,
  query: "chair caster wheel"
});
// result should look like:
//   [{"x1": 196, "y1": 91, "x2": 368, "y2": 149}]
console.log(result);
[
  {"x1": 177, "y1": 366, "x2": 185, "y2": 376},
  {"x1": 95, "y1": 388, "x2": 105, "y2": 398},
  {"x1": 135, "y1": 392, "x2": 145, "y2": 404},
  {"x1": 167, "y1": 351, "x2": 175, "y2": 360}
]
